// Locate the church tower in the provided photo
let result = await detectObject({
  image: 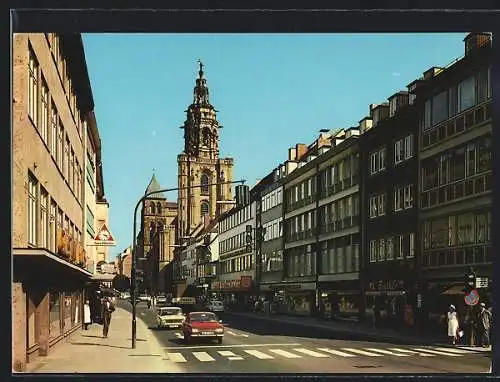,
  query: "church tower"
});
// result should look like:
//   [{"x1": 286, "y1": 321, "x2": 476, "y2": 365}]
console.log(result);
[{"x1": 177, "y1": 61, "x2": 234, "y2": 240}]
